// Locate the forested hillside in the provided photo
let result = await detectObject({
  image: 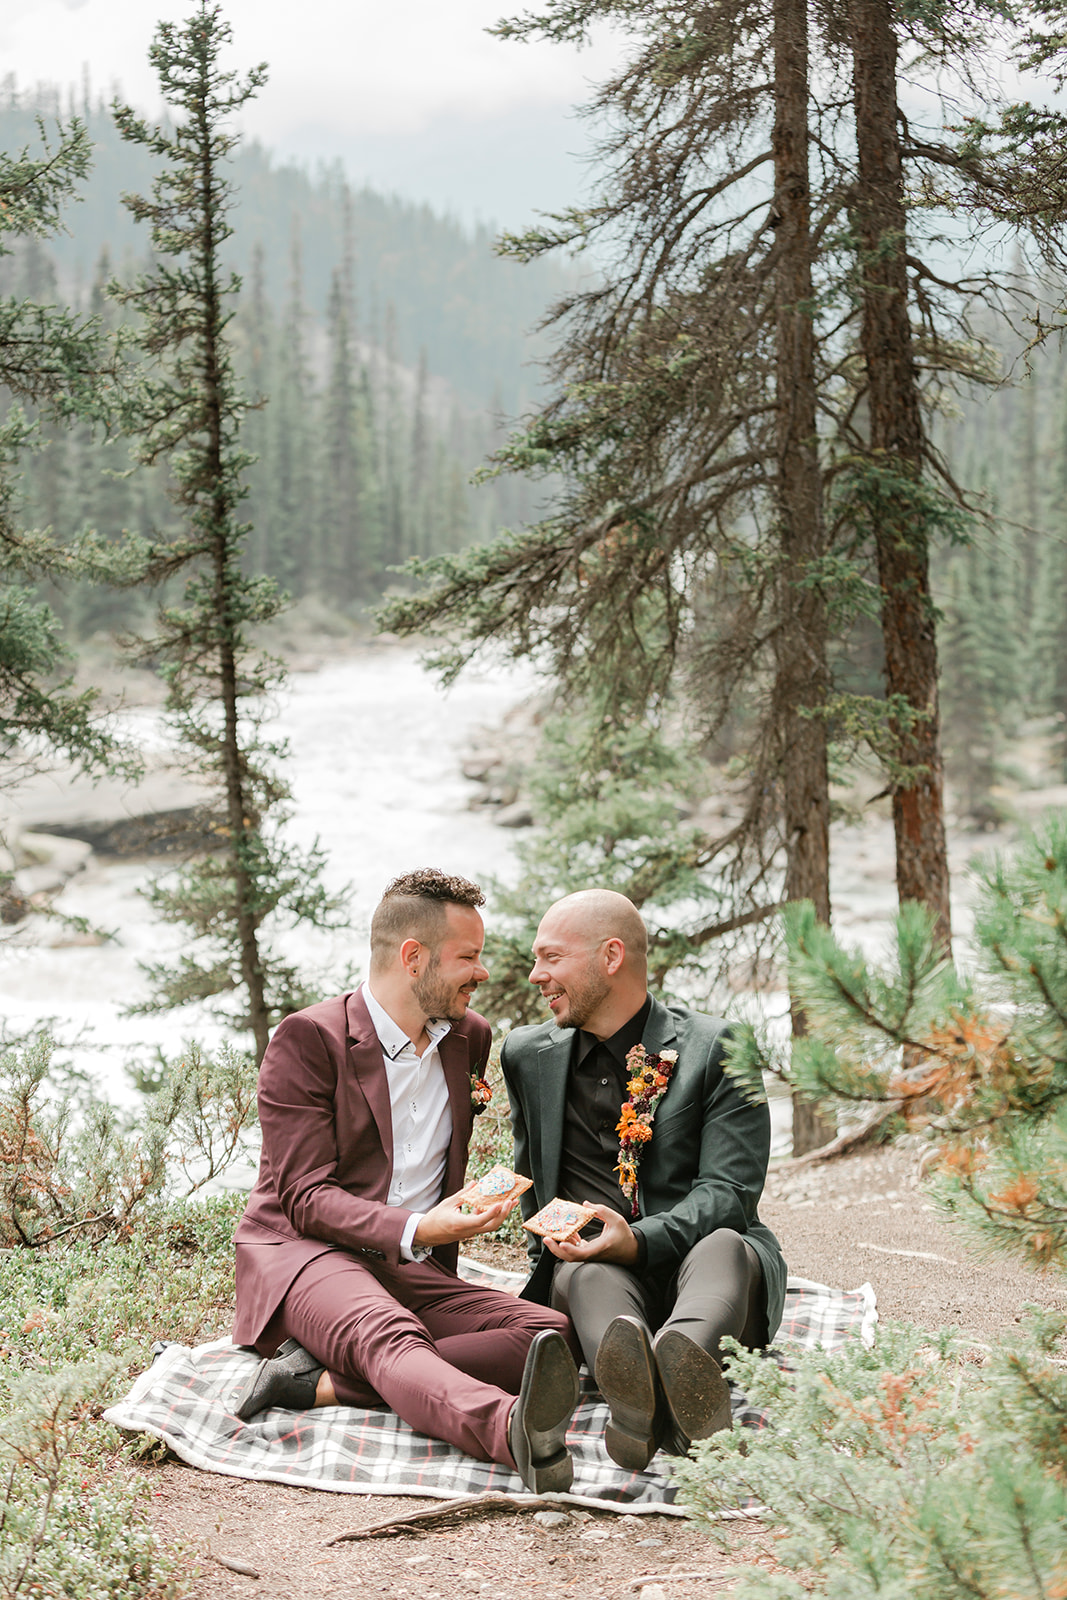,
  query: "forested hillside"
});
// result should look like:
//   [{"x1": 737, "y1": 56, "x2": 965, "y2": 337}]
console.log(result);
[
  {"x1": 0, "y1": 83, "x2": 572, "y2": 622},
  {"x1": 1, "y1": 81, "x2": 1062, "y2": 827}
]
